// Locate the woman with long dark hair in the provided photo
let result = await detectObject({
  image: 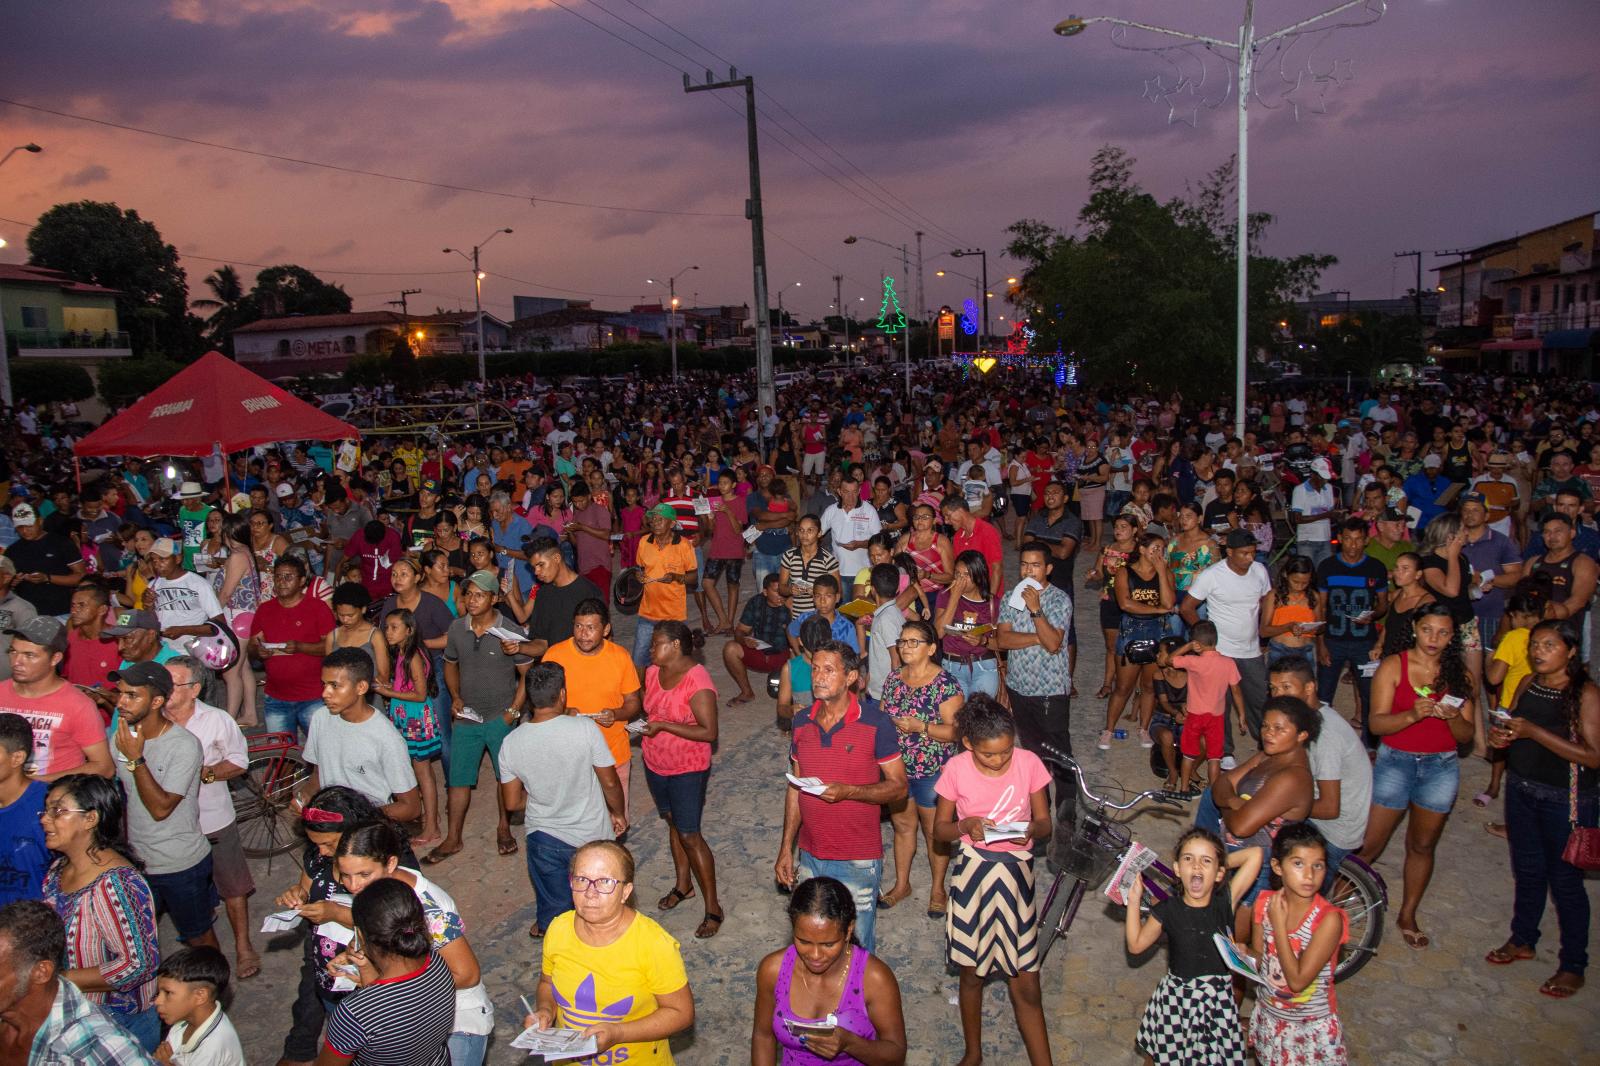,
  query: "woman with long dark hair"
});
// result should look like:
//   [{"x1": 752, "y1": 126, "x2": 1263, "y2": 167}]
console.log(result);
[
  {"x1": 321, "y1": 878, "x2": 456, "y2": 1066},
  {"x1": 1260, "y1": 554, "x2": 1320, "y2": 668},
  {"x1": 39, "y1": 773, "x2": 161, "y2": 1050},
  {"x1": 1103, "y1": 532, "x2": 1176, "y2": 749},
  {"x1": 1359, "y1": 602, "x2": 1477, "y2": 949},
  {"x1": 1485, "y1": 619, "x2": 1600, "y2": 999},
  {"x1": 750, "y1": 877, "x2": 909, "y2": 1065},
  {"x1": 934, "y1": 551, "x2": 1001, "y2": 699},
  {"x1": 212, "y1": 512, "x2": 261, "y2": 726}
]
